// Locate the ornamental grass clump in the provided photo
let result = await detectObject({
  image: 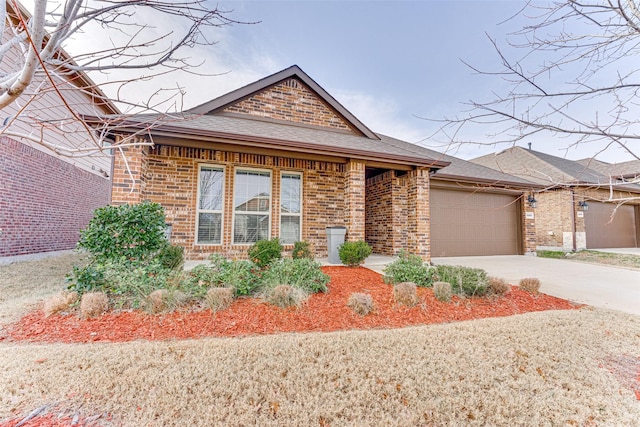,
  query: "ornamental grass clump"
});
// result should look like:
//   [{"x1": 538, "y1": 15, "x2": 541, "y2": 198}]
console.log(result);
[
  {"x1": 393, "y1": 282, "x2": 419, "y2": 307},
  {"x1": 347, "y1": 292, "x2": 375, "y2": 316},
  {"x1": 488, "y1": 277, "x2": 510, "y2": 296},
  {"x1": 267, "y1": 285, "x2": 308, "y2": 309},
  {"x1": 206, "y1": 287, "x2": 235, "y2": 312},
  {"x1": 519, "y1": 277, "x2": 541, "y2": 294},
  {"x1": 80, "y1": 292, "x2": 109, "y2": 319},
  {"x1": 44, "y1": 291, "x2": 78, "y2": 317},
  {"x1": 433, "y1": 281, "x2": 452, "y2": 303},
  {"x1": 146, "y1": 289, "x2": 189, "y2": 314}
]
